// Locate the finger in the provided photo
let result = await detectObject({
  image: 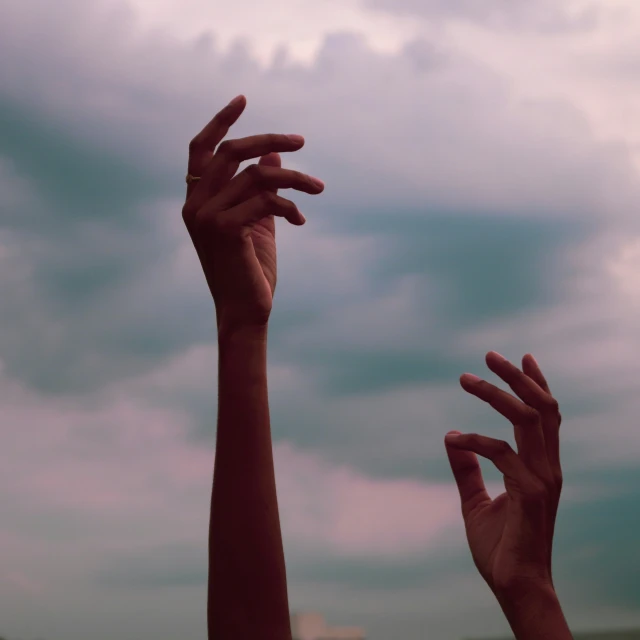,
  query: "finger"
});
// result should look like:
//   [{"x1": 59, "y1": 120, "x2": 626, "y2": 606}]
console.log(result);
[
  {"x1": 460, "y1": 373, "x2": 550, "y2": 480},
  {"x1": 217, "y1": 133, "x2": 306, "y2": 165},
  {"x1": 212, "y1": 164, "x2": 324, "y2": 211},
  {"x1": 445, "y1": 433, "x2": 544, "y2": 501},
  {"x1": 522, "y1": 353, "x2": 562, "y2": 484},
  {"x1": 444, "y1": 430, "x2": 491, "y2": 519},
  {"x1": 460, "y1": 373, "x2": 541, "y2": 434},
  {"x1": 186, "y1": 95, "x2": 246, "y2": 200},
  {"x1": 486, "y1": 351, "x2": 562, "y2": 482},
  {"x1": 188, "y1": 134, "x2": 307, "y2": 216},
  {"x1": 522, "y1": 353, "x2": 552, "y2": 395},
  {"x1": 201, "y1": 191, "x2": 305, "y2": 234},
  {"x1": 206, "y1": 133, "x2": 306, "y2": 192},
  {"x1": 486, "y1": 351, "x2": 556, "y2": 416},
  {"x1": 484, "y1": 351, "x2": 559, "y2": 479},
  {"x1": 255, "y1": 153, "x2": 282, "y2": 241},
  {"x1": 258, "y1": 151, "x2": 282, "y2": 172}
]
